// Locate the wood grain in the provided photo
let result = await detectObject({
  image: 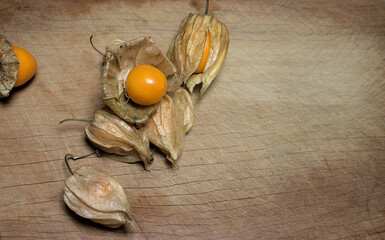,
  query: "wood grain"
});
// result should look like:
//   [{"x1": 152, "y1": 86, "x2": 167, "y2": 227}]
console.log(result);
[{"x1": 1, "y1": 0, "x2": 384, "y2": 239}]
